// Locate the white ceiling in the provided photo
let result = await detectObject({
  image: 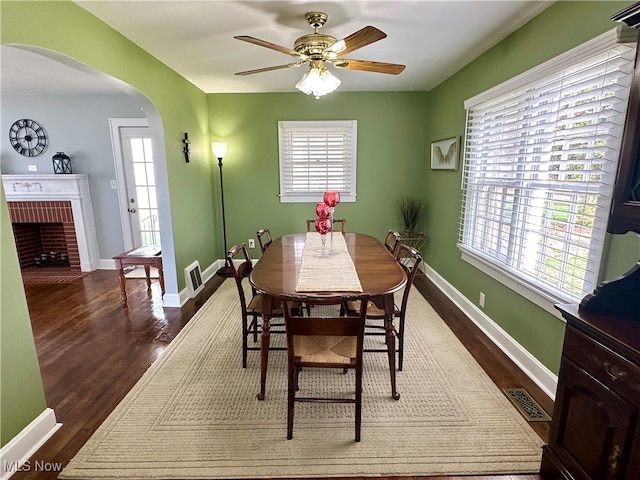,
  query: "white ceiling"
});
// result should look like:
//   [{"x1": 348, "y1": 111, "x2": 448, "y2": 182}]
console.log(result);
[{"x1": 2, "y1": 1, "x2": 553, "y2": 96}]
